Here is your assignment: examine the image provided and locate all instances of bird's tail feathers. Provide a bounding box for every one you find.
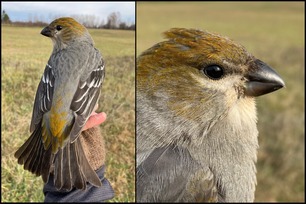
[14,124,53,182]
[53,137,102,190]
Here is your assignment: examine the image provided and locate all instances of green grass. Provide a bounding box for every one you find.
[1,26,135,202]
[137,2,304,202]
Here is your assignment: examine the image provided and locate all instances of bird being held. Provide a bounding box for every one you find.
[137,28,285,202]
[15,17,105,191]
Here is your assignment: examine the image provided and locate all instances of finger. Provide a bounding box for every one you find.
[82,112,107,131]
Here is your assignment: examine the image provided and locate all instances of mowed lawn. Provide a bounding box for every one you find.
[1,26,135,202]
[137,2,304,202]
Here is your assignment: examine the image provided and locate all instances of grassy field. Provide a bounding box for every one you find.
[137,2,304,202]
[1,26,135,202]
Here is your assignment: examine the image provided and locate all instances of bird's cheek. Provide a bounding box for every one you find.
[234,79,248,99]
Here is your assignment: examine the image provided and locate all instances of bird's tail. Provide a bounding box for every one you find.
[14,124,102,191]
[14,123,53,183]
[53,136,102,190]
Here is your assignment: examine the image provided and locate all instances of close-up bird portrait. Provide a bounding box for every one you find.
[136,28,285,202]
[136,2,304,202]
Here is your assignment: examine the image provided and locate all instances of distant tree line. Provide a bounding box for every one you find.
[1,10,11,23]
[1,10,135,30]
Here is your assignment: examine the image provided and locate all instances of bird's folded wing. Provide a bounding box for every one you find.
[69,58,105,142]
[30,63,55,132]
[137,145,219,202]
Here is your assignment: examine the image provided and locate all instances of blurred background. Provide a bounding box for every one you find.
[137,2,304,202]
[1,1,135,202]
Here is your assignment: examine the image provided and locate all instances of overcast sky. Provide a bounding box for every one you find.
[1,1,135,24]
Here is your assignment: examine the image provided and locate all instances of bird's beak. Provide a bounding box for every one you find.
[245,59,285,97]
[41,26,52,37]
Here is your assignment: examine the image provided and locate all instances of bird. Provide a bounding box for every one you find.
[136,28,285,202]
[15,17,105,191]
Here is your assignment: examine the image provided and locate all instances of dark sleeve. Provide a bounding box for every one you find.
[43,165,114,202]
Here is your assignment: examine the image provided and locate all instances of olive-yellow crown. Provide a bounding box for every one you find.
[139,28,251,71]
[41,17,92,47]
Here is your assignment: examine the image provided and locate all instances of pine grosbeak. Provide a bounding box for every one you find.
[15,17,105,191]
[137,28,285,202]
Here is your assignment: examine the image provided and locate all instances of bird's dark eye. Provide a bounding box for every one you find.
[203,65,224,80]
[56,25,62,31]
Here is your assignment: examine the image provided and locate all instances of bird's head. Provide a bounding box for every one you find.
[137,28,285,125]
[41,17,93,51]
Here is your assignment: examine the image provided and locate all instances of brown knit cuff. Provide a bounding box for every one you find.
[79,126,106,171]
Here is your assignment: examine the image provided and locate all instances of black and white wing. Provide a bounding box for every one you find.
[69,58,105,142]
